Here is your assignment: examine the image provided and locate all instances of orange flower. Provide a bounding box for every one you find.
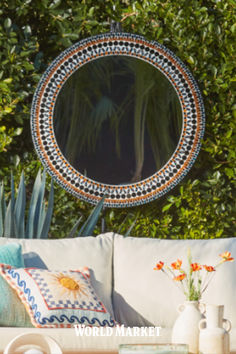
[219,252,234,262]
[191,263,202,272]
[171,259,182,270]
[154,261,164,270]
[203,265,215,272]
[173,273,186,281]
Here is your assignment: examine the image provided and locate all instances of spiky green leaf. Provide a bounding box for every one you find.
[1,182,6,221]
[77,196,105,237]
[4,173,16,237]
[35,170,46,238]
[39,179,54,239]
[10,172,15,211]
[26,169,42,238]
[117,212,135,235]
[14,171,26,238]
[68,214,83,238]
[0,182,5,236]
[124,215,138,237]
[4,199,15,237]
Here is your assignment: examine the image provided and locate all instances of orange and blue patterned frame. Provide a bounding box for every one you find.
[31,32,205,208]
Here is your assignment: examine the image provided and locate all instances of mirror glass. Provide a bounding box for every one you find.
[54,56,182,185]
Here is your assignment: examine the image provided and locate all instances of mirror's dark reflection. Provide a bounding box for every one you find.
[54,56,182,184]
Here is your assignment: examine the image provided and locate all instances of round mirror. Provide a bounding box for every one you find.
[54,56,182,185]
[31,33,205,207]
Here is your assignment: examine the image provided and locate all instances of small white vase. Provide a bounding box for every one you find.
[172,301,204,354]
[199,304,231,354]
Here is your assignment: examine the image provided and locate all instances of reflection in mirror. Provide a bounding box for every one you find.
[54,56,182,185]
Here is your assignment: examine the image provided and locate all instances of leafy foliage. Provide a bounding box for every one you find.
[0,0,235,239]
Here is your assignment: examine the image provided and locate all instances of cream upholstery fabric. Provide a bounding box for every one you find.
[0,233,114,317]
[0,327,235,352]
[113,235,236,329]
[0,326,171,352]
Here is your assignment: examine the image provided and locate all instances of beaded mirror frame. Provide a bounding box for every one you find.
[31,32,205,208]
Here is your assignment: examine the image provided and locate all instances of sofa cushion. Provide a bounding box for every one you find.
[0,264,115,328]
[1,326,236,353]
[0,243,32,327]
[0,233,114,317]
[113,235,236,329]
[0,326,172,352]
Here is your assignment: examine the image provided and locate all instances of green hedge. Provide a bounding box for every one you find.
[0,0,235,239]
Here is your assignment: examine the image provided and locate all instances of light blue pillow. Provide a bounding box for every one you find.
[0,243,24,267]
[0,242,33,327]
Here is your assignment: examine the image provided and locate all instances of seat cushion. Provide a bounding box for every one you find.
[1,326,236,353]
[0,326,172,352]
[0,233,114,318]
[113,235,236,329]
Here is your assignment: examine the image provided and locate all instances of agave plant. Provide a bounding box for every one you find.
[69,195,106,238]
[0,169,107,239]
[0,170,54,238]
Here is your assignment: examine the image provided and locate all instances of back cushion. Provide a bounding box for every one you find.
[0,233,114,317]
[113,235,236,328]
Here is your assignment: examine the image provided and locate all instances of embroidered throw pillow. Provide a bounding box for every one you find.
[0,264,115,328]
[0,243,33,327]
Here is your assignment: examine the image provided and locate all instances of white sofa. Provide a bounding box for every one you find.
[0,233,235,353]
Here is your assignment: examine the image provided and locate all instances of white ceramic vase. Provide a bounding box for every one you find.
[199,304,231,354]
[172,301,204,354]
